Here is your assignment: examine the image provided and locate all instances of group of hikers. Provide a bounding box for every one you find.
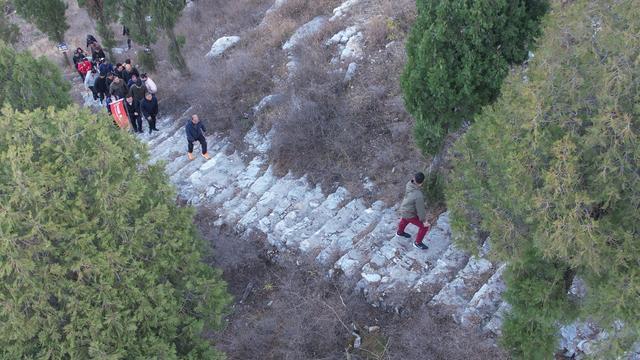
[73,35,211,160]
[72,35,430,249]
[73,34,159,134]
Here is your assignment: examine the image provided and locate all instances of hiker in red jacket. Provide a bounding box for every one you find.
[77,58,93,81]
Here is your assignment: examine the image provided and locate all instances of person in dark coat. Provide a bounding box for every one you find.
[72,48,86,79]
[113,63,124,79]
[127,77,147,116]
[86,34,98,48]
[94,73,109,103]
[185,114,210,160]
[98,59,113,75]
[124,95,142,133]
[109,76,128,100]
[140,93,159,134]
[90,43,106,61]
[123,26,131,50]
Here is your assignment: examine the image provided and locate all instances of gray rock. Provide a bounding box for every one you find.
[327,26,359,46]
[344,62,358,82]
[283,16,328,51]
[341,32,364,60]
[206,36,241,58]
[253,94,285,114]
[330,0,362,21]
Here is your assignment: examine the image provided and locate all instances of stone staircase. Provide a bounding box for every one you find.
[132,109,507,338]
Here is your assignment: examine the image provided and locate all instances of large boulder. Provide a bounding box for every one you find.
[282,16,328,51]
[206,36,241,59]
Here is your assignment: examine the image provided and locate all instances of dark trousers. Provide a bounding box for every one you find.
[397,217,430,244]
[130,115,142,132]
[97,91,106,103]
[88,86,98,100]
[146,114,157,130]
[188,135,207,154]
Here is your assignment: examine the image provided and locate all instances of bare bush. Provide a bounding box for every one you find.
[364,15,391,49]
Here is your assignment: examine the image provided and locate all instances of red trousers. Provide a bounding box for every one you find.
[397,217,430,244]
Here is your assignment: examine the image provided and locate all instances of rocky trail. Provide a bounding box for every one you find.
[122,107,509,338]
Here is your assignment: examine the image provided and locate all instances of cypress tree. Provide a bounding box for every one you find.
[401,0,547,155]
[0,41,72,111]
[0,106,231,358]
[13,0,70,64]
[447,0,640,357]
[151,0,188,74]
[118,0,157,70]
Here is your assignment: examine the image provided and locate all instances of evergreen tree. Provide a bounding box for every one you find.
[0,106,231,358]
[447,0,640,357]
[118,0,157,70]
[0,40,72,111]
[13,0,70,63]
[78,0,118,58]
[401,0,547,155]
[151,0,188,73]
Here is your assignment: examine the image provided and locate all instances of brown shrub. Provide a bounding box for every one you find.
[364,15,392,49]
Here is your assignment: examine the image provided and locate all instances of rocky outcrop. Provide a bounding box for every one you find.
[282,16,328,51]
[206,36,241,59]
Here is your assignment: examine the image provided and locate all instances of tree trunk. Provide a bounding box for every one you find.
[167,27,189,75]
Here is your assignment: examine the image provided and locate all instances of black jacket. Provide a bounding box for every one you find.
[124,99,140,119]
[92,48,106,61]
[185,120,206,142]
[127,82,147,102]
[72,53,85,66]
[140,96,158,118]
[94,76,109,93]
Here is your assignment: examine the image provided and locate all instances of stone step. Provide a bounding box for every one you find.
[183,150,247,205]
[149,126,187,165]
[334,207,399,277]
[216,166,278,226]
[357,213,454,308]
[459,263,507,328]
[280,187,350,249]
[315,201,385,265]
[172,136,228,181]
[146,121,184,149]
[169,136,220,184]
[208,156,267,206]
[299,198,367,253]
[268,183,327,248]
[429,256,496,314]
[483,301,511,336]
[257,176,318,243]
[412,243,469,301]
[236,173,298,231]
[165,136,226,177]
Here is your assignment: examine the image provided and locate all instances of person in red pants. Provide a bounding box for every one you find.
[396,172,431,250]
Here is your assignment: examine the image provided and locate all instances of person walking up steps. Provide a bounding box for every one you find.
[186,114,210,160]
[84,69,99,101]
[124,95,142,133]
[140,93,159,134]
[396,172,430,250]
